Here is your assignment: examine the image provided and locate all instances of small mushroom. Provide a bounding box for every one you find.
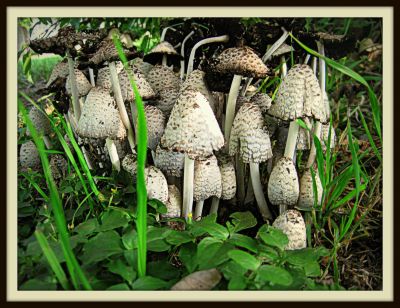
[143,41,183,66]
[272,209,307,250]
[137,105,165,153]
[162,185,182,219]
[26,107,52,149]
[65,69,92,97]
[296,168,323,211]
[151,87,179,118]
[145,166,168,204]
[46,61,69,88]
[121,153,137,181]
[49,154,68,181]
[19,140,41,171]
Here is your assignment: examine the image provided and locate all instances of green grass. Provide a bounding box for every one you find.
[19,54,62,83]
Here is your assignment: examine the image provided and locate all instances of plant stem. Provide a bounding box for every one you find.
[180,31,194,80]
[43,136,52,149]
[182,154,195,220]
[224,74,242,148]
[105,138,120,172]
[249,162,272,220]
[284,121,300,159]
[194,200,204,221]
[210,196,219,215]
[162,54,167,66]
[67,50,81,120]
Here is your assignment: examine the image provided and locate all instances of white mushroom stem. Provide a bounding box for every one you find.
[43,136,52,149]
[182,154,195,220]
[194,200,204,221]
[180,31,195,80]
[280,56,287,79]
[235,152,246,205]
[284,121,300,159]
[249,162,272,220]
[108,61,136,153]
[224,74,242,147]
[162,54,168,66]
[186,35,229,77]
[105,138,120,172]
[160,26,177,42]
[88,68,95,86]
[304,54,311,65]
[67,50,81,120]
[210,196,219,215]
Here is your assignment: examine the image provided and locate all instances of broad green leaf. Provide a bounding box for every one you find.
[147,260,181,280]
[285,248,323,267]
[228,250,261,271]
[122,227,137,250]
[228,233,258,253]
[107,283,130,290]
[193,220,229,240]
[107,259,137,284]
[196,237,223,270]
[165,230,194,246]
[148,198,167,214]
[74,219,98,237]
[97,209,130,232]
[19,278,57,290]
[179,242,198,273]
[198,242,235,271]
[131,276,169,290]
[258,225,289,251]
[257,265,293,286]
[147,239,171,252]
[228,276,247,290]
[304,260,321,277]
[147,226,171,252]
[220,260,248,280]
[229,211,257,233]
[81,230,124,264]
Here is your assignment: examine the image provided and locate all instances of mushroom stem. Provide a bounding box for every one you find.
[182,154,195,220]
[249,162,272,220]
[67,50,81,120]
[194,200,204,221]
[108,61,136,153]
[284,121,300,159]
[186,35,229,77]
[162,54,168,66]
[160,26,177,42]
[88,68,95,87]
[244,176,255,205]
[105,138,121,172]
[304,54,311,65]
[235,152,246,205]
[224,74,242,147]
[180,31,195,80]
[210,196,219,215]
[280,56,287,79]
[43,136,52,149]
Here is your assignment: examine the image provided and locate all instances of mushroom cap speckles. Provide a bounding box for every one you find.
[139,105,165,151]
[237,128,273,164]
[267,157,299,206]
[66,69,92,97]
[77,87,126,140]
[214,46,269,79]
[151,87,179,117]
[50,154,68,180]
[19,141,41,171]
[272,209,306,250]
[132,58,154,76]
[250,92,272,113]
[96,67,113,91]
[46,61,69,88]
[145,41,181,57]
[296,122,311,151]
[161,88,225,160]
[26,107,52,137]
[193,155,222,201]
[146,65,182,94]
[269,64,326,122]
[297,169,323,211]
[154,144,184,177]
[119,67,156,101]
[121,153,137,181]
[88,40,120,65]
[320,123,336,152]
[218,155,236,200]
[145,166,168,204]
[162,185,182,219]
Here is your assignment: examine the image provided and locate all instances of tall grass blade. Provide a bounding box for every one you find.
[20,172,49,202]
[358,109,382,162]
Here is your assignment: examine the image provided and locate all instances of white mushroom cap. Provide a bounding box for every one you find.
[49,154,68,180]
[138,105,165,151]
[250,92,272,113]
[154,144,184,178]
[193,155,222,201]
[296,119,311,151]
[96,67,113,91]
[46,61,69,88]
[162,185,182,219]
[297,169,323,211]
[146,65,182,94]
[320,123,336,153]
[77,87,126,140]
[151,87,179,117]
[26,107,52,137]
[268,64,327,122]
[121,153,137,181]
[218,155,236,200]
[267,157,299,207]
[272,209,307,250]
[119,66,156,101]
[66,69,92,97]
[145,166,168,204]
[161,87,225,160]
[19,140,41,171]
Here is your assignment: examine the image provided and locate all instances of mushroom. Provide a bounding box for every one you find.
[161,87,224,219]
[143,41,183,67]
[213,46,269,148]
[146,65,182,94]
[49,154,68,181]
[19,140,41,172]
[121,153,137,181]
[296,168,323,211]
[154,144,184,190]
[193,155,222,221]
[26,106,52,149]
[132,58,154,76]
[145,165,169,205]
[151,87,179,118]
[320,122,336,153]
[46,60,69,88]
[272,209,307,250]
[65,69,92,98]
[162,185,182,220]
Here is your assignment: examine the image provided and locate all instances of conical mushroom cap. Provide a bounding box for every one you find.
[50,154,68,180]
[214,46,269,78]
[267,157,299,206]
[162,185,182,219]
[161,87,225,160]
[145,166,168,204]
[250,92,272,113]
[66,69,92,97]
[77,87,126,140]
[138,105,165,151]
[218,155,236,200]
[269,64,326,122]
[296,169,323,211]
[272,209,306,250]
[121,153,137,181]
[146,65,182,94]
[296,118,312,151]
[46,61,69,88]
[154,144,184,177]
[132,58,154,76]
[144,41,182,64]
[19,140,41,171]
[193,155,222,201]
[119,66,156,101]
[320,123,336,153]
[96,67,113,91]
[237,128,273,164]
[152,87,179,117]
[88,39,121,65]
[26,107,52,137]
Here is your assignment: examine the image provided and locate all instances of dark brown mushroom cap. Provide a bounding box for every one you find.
[119,66,156,101]
[46,61,69,88]
[272,209,306,250]
[77,87,126,140]
[268,64,327,122]
[250,92,272,113]
[50,154,68,180]
[146,65,182,94]
[193,155,222,201]
[26,107,52,137]
[19,140,41,171]
[151,87,179,118]
[214,46,269,78]
[161,87,224,160]
[154,144,185,178]
[143,41,183,64]
[138,105,165,151]
[66,69,92,97]
[88,39,140,65]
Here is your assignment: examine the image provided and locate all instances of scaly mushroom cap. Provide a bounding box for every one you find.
[297,169,323,210]
[218,155,236,200]
[143,41,182,64]
[161,87,225,160]
[96,67,113,91]
[46,61,69,88]
[145,166,168,204]
[19,141,41,171]
[154,144,184,177]
[296,126,310,151]
[151,87,179,117]
[271,43,294,58]
[49,154,68,180]
[193,155,222,201]
[214,46,269,78]
[119,66,156,101]
[162,185,182,219]
[250,92,272,113]
[132,58,154,76]
[267,157,299,206]
[121,153,137,181]
[138,105,165,151]
[146,65,182,94]
[268,64,327,122]
[26,107,52,137]
[320,123,336,153]
[237,128,273,164]
[88,39,124,65]
[66,69,92,97]
[272,209,307,250]
[77,87,126,140]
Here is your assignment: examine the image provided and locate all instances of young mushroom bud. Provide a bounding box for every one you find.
[272,209,307,250]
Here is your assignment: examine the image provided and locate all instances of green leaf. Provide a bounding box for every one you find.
[19,278,57,290]
[258,225,289,251]
[257,265,293,286]
[228,250,261,271]
[228,276,247,290]
[196,237,223,270]
[107,259,137,284]
[131,276,169,290]
[147,260,181,280]
[107,283,130,290]
[147,239,171,252]
[75,218,99,236]
[304,260,321,277]
[228,233,258,253]
[148,199,167,214]
[285,248,323,266]
[122,227,137,250]
[179,242,198,273]
[220,260,248,280]
[165,230,194,246]
[229,211,258,233]
[81,230,124,264]
[147,226,171,252]
[192,218,229,240]
[97,209,130,232]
